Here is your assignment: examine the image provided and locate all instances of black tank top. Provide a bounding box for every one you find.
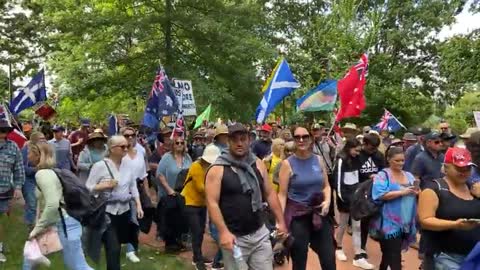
[219,165,265,236]
[425,178,480,255]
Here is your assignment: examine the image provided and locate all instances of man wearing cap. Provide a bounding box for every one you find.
[403,127,431,173]
[439,132,456,153]
[68,119,90,164]
[205,123,286,270]
[0,119,25,262]
[412,131,445,189]
[189,131,206,161]
[251,124,273,159]
[49,125,75,171]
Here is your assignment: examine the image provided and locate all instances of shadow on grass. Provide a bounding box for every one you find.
[0,205,192,270]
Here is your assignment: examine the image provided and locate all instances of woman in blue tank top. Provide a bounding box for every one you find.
[278,127,335,270]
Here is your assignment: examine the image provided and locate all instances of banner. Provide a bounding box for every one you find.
[172,79,197,116]
[474,111,480,128]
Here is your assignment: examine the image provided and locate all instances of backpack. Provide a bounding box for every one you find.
[52,169,107,234]
[350,170,389,221]
[173,168,192,192]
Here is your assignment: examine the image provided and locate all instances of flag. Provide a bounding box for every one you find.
[35,103,56,120]
[142,67,180,129]
[0,104,27,148]
[374,109,406,132]
[335,54,368,122]
[171,113,185,139]
[108,114,118,136]
[296,79,337,112]
[194,104,211,129]
[9,69,47,115]
[255,58,300,123]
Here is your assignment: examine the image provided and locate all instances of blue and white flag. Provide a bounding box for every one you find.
[374,109,406,132]
[142,67,180,129]
[255,58,300,123]
[9,69,46,115]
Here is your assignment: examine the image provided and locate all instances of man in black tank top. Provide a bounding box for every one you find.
[205,123,287,270]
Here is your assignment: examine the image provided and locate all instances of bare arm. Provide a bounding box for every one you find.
[278,160,291,211]
[205,166,229,234]
[418,189,458,231]
[157,173,175,195]
[256,159,286,231]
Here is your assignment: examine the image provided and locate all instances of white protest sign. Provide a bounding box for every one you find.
[474,111,480,128]
[172,79,197,116]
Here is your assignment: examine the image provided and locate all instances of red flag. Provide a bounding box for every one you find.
[7,129,27,149]
[35,104,56,120]
[335,54,368,122]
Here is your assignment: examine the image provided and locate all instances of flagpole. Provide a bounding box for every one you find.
[8,62,12,102]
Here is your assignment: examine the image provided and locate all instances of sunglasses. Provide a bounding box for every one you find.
[114,144,128,150]
[175,141,185,145]
[123,134,136,138]
[293,135,310,141]
[433,140,442,145]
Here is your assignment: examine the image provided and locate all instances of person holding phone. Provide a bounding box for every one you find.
[370,146,418,270]
[418,147,480,270]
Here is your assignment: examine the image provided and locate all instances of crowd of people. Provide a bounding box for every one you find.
[1,116,480,270]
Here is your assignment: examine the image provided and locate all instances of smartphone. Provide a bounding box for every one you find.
[467,219,480,223]
[413,180,421,190]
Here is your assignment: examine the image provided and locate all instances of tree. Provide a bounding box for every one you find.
[444,86,480,134]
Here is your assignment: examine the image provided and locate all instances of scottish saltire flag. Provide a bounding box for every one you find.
[9,69,46,115]
[296,80,337,112]
[374,109,406,132]
[107,114,118,136]
[255,58,300,123]
[142,67,179,129]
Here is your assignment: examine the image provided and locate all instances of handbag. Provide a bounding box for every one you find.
[36,227,63,255]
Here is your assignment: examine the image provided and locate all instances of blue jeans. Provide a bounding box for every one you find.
[23,215,93,270]
[434,252,465,270]
[22,178,37,225]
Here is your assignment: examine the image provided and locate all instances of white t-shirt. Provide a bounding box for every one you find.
[122,150,148,181]
[134,143,146,159]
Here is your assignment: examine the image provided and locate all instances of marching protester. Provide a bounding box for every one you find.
[418,147,480,269]
[189,131,206,161]
[412,131,445,190]
[156,135,192,252]
[272,141,296,188]
[0,119,25,263]
[251,124,273,159]
[334,137,375,269]
[264,138,285,191]
[205,123,287,270]
[402,132,417,151]
[85,135,143,270]
[279,128,293,142]
[358,133,385,260]
[21,131,47,228]
[370,146,418,270]
[212,124,229,151]
[278,126,336,270]
[403,127,430,172]
[22,142,93,270]
[182,144,221,270]
[49,125,75,171]
[77,131,108,183]
[466,131,480,185]
[68,119,90,164]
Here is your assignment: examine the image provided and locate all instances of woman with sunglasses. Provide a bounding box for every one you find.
[278,127,335,270]
[85,135,142,270]
[334,137,375,269]
[156,136,192,252]
[418,147,480,269]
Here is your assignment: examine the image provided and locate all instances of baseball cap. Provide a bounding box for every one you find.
[440,133,456,141]
[52,125,65,132]
[261,124,272,133]
[228,123,247,136]
[410,126,431,136]
[424,131,441,141]
[80,119,90,127]
[444,147,474,167]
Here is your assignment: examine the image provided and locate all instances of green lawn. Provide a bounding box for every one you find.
[0,205,192,270]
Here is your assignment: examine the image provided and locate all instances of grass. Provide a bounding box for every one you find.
[0,204,192,270]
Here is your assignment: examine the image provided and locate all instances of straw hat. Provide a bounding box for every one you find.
[402,132,417,141]
[201,144,221,164]
[215,124,229,138]
[87,132,107,142]
[460,128,480,139]
[341,123,359,133]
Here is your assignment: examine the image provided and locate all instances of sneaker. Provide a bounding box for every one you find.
[126,251,140,263]
[0,253,5,263]
[211,262,224,270]
[194,262,207,270]
[353,258,374,270]
[335,249,347,262]
[191,258,213,267]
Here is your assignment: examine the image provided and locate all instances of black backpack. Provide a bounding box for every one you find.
[173,168,192,192]
[52,169,107,233]
[350,170,389,221]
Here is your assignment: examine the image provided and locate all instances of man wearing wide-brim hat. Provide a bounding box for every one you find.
[0,119,25,262]
[402,132,417,150]
[341,123,360,138]
[213,124,229,151]
[460,127,480,144]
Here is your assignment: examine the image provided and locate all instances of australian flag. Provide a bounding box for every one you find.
[374,109,406,133]
[9,69,46,115]
[142,67,179,129]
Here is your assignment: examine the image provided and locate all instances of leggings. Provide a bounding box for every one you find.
[379,236,402,270]
[336,212,362,255]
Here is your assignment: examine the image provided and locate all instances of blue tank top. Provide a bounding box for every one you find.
[287,154,324,204]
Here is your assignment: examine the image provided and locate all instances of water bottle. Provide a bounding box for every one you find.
[233,244,248,270]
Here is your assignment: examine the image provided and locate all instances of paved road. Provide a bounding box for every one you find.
[140,225,421,269]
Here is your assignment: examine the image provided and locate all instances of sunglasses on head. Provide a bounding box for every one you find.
[175,141,185,145]
[293,135,310,141]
